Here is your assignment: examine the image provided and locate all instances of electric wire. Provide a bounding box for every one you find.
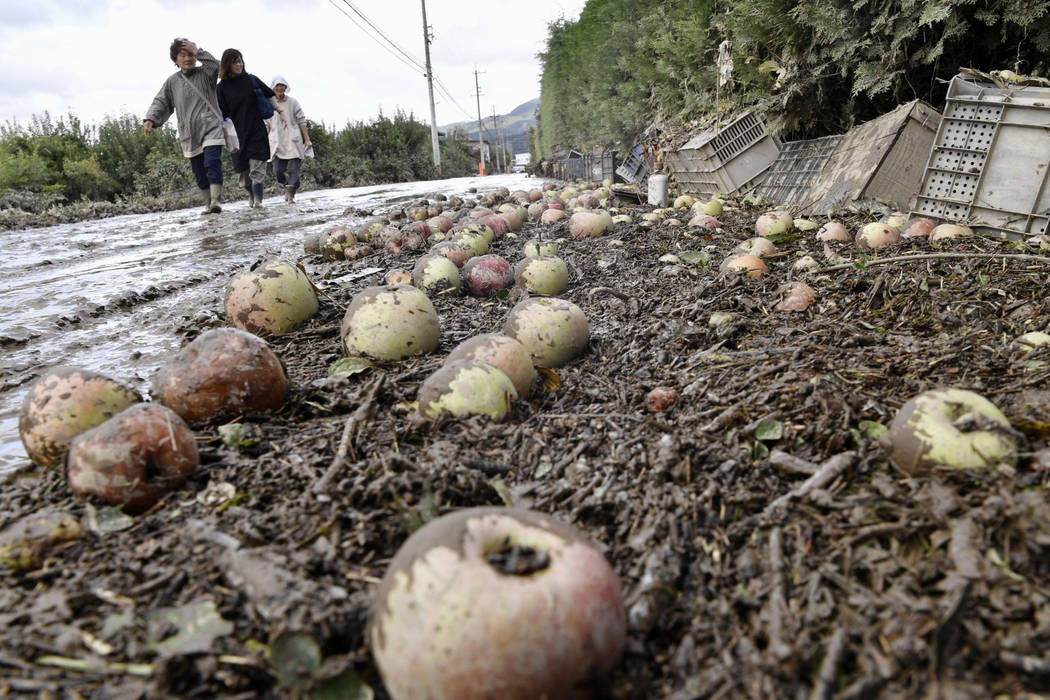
[326,0,497,130]
[326,0,425,77]
[340,0,428,71]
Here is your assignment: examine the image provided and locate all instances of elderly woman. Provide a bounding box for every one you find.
[143,38,225,214]
[216,49,283,208]
[267,75,312,203]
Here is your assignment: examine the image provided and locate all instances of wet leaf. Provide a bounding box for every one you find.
[82,503,133,534]
[218,423,255,448]
[755,419,783,441]
[329,357,374,378]
[197,481,237,508]
[488,478,515,507]
[679,250,708,265]
[314,670,374,700]
[271,631,322,690]
[147,599,233,657]
[858,420,888,439]
[536,367,561,393]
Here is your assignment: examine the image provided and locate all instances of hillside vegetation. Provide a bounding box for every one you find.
[0,110,482,227]
[536,0,1050,155]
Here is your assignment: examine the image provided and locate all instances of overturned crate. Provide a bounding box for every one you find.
[753,135,843,206]
[555,152,617,183]
[616,137,652,187]
[803,100,941,215]
[911,75,1050,239]
[664,112,780,198]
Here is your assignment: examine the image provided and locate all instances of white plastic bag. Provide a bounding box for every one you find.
[222,118,240,154]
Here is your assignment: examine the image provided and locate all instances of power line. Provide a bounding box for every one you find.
[326,0,425,77]
[341,0,428,72]
[325,1,484,125]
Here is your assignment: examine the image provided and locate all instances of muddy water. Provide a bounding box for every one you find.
[0,173,538,474]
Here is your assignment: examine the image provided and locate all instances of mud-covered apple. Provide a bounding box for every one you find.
[429,241,471,267]
[151,328,287,426]
[523,239,559,257]
[541,208,567,224]
[720,254,768,279]
[504,297,589,368]
[66,403,199,514]
[19,367,142,469]
[816,222,850,242]
[341,285,440,361]
[514,255,568,296]
[569,210,613,238]
[462,254,514,298]
[881,388,1017,474]
[855,222,901,250]
[224,260,319,336]
[412,254,461,295]
[370,507,626,700]
[755,210,793,237]
[930,223,973,243]
[416,359,518,421]
[446,333,536,398]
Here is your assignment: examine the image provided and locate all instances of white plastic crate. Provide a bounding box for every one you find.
[912,75,1050,238]
[664,112,780,198]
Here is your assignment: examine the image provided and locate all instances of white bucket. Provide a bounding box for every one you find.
[647,173,668,207]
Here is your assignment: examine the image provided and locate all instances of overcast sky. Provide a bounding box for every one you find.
[0,0,587,129]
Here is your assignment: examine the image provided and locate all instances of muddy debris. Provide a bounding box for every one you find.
[4,188,1050,698]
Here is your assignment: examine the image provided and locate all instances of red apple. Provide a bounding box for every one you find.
[462,254,514,298]
[66,403,198,514]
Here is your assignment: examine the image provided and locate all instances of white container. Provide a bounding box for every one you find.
[647,173,668,207]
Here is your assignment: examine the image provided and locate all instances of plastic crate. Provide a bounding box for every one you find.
[803,100,940,215]
[664,112,780,198]
[754,135,842,206]
[911,75,1050,239]
[616,143,650,185]
[555,152,617,183]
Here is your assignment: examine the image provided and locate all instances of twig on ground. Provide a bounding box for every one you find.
[763,451,856,517]
[809,627,848,700]
[313,375,385,494]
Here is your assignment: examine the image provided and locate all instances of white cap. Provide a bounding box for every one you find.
[270,74,289,91]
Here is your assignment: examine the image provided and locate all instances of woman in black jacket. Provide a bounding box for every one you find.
[216,49,283,208]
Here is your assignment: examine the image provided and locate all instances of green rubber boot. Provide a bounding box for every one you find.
[208,184,223,214]
[199,188,213,215]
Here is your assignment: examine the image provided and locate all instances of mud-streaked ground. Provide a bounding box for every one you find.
[0,174,540,473]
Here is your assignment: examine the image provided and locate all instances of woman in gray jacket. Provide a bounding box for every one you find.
[143,38,225,214]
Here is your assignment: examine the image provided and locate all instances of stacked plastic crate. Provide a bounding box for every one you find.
[911,75,1050,239]
[753,135,843,206]
[663,113,780,199]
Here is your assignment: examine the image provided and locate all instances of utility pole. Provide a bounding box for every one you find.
[492,108,502,173]
[421,0,441,175]
[474,68,486,175]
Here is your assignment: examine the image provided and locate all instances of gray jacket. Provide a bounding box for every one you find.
[144,49,225,158]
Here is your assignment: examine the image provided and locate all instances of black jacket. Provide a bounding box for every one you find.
[217,73,275,170]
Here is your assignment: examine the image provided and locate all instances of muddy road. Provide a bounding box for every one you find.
[0,174,539,472]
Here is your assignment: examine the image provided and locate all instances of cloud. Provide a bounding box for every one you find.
[0,0,586,127]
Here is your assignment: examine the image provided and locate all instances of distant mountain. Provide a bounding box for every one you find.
[440,98,538,155]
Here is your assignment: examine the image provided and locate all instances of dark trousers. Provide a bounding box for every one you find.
[274,157,302,188]
[189,146,224,189]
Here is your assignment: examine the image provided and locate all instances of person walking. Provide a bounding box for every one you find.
[266,75,312,203]
[216,49,283,208]
[143,38,225,215]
